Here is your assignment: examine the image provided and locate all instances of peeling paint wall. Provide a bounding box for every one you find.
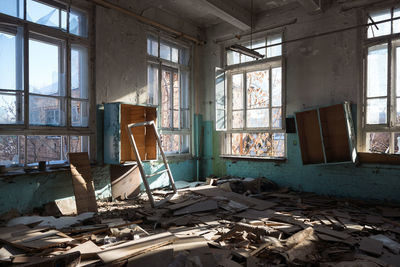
[200,3,400,203]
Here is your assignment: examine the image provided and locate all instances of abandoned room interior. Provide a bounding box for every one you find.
[1,0,400,265]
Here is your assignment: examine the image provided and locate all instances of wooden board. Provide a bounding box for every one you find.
[295,110,325,164]
[97,232,176,264]
[110,164,141,200]
[358,152,400,165]
[68,153,98,214]
[319,104,350,163]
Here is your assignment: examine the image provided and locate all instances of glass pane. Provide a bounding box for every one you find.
[251,39,266,57]
[181,134,190,154]
[70,8,88,37]
[232,110,243,129]
[273,133,285,157]
[394,9,400,34]
[272,107,282,128]
[366,132,390,153]
[272,67,282,107]
[179,46,189,66]
[71,100,89,127]
[247,108,269,128]
[366,98,387,124]
[232,74,243,109]
[161,70,171,128]
[247,70,269,108]
[232,132,284,157]
[147,38,158,57]
[216,109,226,130]
[160,43,171,61]
[397,98,400,125]
[395,132,400,154]
[26,135,66,164]
[61,10,67,30]
[0,31,16,90]
[397,47,400,96]
[0,0,23,18]
[367,9,391,38]
[161,134,180,154]
[227,51,240,65]
[27,0,61,28]
[0,135,24,166]
[173,72,179,128]
[70,136,89,153]
[172,47,179,63]
[0,92,24,124]
[30,96,65,126]
[147,64,159,105]
[71,45,88,99]
[181,109,190,129]
[215,69,226,130]
[267,34,282,58]
[367,44,387,97]
[29,38,64,96]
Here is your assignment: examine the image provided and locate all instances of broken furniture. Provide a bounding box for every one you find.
[295,102,357,165]
[68,152,98,214]
[103,103,157,165]
[126,120,177,207]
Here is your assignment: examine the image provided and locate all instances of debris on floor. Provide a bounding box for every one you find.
[0,177,399,266]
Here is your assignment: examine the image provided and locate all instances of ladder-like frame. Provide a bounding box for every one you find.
[126,120,177,207]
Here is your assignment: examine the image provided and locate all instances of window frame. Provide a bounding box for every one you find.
[0,0,93,167]
[359,6,400,153]
[146,33,192,156]
[218,33,286,159]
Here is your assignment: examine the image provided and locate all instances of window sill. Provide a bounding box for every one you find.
[0,165,71,179]
[357,152,400,165]
[220,155,287,162]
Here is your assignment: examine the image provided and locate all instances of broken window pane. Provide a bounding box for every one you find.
[232,110,243,129]
[70,136,89,153]
[247,70,269,108]
[367,44,387,98]
[367,9,391,38]
[27,0,63,28]
[29,38,65,96]
[0,0,23,18]
[26,135,67,164]
[232,74,243,109]
[247,108,269,128]
[267,34,282,58]
[30,96,65,126]
[271,67,282,107]
[173,72,180,128]
[366,98,387,124]
[71,100,89,127]
[231,132,285,157]
[161,70,171,128]
[71,45,88,99]
[147,64,159,105]
[0,135,24,166]
[0,92,24,124]
[69,8,88,37]
[366,132,390,153]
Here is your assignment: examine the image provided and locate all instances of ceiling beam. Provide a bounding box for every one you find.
[297,0,322,13]
[198,0,252,31]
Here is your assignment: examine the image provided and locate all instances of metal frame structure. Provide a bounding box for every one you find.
[126,120,177,207]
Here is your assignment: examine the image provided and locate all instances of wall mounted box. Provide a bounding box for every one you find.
[104,103,157,165]
[295,102,357,165]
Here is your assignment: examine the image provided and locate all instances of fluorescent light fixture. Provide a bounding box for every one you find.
[227,44,264,59]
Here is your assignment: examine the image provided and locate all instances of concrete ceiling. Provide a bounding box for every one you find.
[139,0,299,29]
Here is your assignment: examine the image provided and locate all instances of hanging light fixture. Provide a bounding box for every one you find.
[226,0,264,59]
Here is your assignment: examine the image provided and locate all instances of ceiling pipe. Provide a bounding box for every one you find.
[90,0,205,45]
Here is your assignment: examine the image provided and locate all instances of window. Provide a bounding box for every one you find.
[217,34,285,158]
[0,0,91,167]
[361,7,400,153]
[147,35,191,155]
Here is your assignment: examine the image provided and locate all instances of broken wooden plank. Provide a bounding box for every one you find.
[68,152,98,214]
[65,240,101,259]
[359,237,383,256]
[16,251,81,267]
[127,246,173,267]
[314,226,350,240]
[167,197,206,211]
[173,200,218,216]
[97,232,176,264]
